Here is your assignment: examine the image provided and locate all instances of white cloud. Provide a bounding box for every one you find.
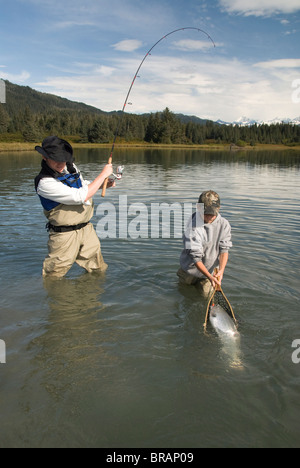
[34,54,299,122]
[255,59,300,69]
[53,20,96,29]
[95,66,116,77]
[111,40,143,52]
[172,40,220,52]
[0,70,30,83]
[27,0,173,36]
[284,29,298,35]
[219,0,300,16]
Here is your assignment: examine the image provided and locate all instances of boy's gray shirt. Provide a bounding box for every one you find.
[180,213,232,278]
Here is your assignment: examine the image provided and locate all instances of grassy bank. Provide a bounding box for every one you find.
[0,141,300,153]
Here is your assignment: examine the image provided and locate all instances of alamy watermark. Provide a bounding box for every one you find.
[292,79,300,104]
[0,339,6,364]
[0,79,6,104]
[291,340,300,364]
[96,195,204,241]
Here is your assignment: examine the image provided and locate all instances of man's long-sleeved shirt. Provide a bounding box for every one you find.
[36,164,91,207]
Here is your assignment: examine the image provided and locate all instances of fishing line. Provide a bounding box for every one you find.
[102,27,215,196]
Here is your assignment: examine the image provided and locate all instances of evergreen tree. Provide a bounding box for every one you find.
[88,118,112,143]
[145,113,163,143]
[1,81,300,146]
[22,123,41,142]
[0,104,10,133]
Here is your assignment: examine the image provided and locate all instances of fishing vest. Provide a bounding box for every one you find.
[34,161,94,227]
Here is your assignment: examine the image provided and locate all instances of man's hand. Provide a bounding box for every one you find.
[102,163,113,179]
[85,163,113,202]
[106,178,116,189]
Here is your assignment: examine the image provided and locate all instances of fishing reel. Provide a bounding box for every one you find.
[111,165,125,180]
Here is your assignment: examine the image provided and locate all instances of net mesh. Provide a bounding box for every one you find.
[211,290,232,317]
[204,287,237,330]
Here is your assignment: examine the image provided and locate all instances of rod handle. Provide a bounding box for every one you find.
[101,156,112,198]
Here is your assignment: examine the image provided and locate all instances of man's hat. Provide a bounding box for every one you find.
[198,190,221,215]
[35,136,73,163]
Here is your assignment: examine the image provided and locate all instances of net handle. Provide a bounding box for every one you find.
[203,268,238,331]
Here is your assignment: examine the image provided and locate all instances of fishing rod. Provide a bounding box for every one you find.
[102,27,216,197]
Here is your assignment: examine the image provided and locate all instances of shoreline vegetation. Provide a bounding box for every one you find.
[0,141,300,153]
[1,82,299,154]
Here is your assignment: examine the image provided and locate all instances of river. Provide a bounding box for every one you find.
[0,148,299,448]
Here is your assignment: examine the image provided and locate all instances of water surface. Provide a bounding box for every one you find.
[0,148,299,448]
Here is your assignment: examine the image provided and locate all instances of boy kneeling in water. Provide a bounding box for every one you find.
[177,191,232,297]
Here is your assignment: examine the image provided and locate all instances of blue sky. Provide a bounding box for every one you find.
[0,0,300,121]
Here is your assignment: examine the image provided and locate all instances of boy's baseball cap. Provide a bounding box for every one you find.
[198,190,221,215]
[35,136,74,163]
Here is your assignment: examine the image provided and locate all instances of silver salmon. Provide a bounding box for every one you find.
[209,304,243,369]
[209,304,238,337]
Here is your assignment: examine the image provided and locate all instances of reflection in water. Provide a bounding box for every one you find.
[14,272,125,447]
[75,147,300,170]
[217,332,244,370]
[37,273,109,389]
[0,148,299,447]
[177,282,244,370]
[0,148,299,171]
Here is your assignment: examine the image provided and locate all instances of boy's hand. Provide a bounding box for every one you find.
[214,270,224,284]
[210,275,221,288]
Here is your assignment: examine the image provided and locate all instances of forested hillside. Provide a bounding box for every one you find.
[0,80,299,146]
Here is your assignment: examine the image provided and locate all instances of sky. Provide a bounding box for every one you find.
[0,0,300,122]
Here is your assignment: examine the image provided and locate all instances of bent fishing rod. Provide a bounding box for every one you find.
[102,27,216,197]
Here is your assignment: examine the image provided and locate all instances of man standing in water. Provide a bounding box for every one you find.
[177,191,232,297]
[34,136,113,277]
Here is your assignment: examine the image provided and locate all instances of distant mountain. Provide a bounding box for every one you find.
[262,116,300,126]
[1,81,299,146]
[217,116,300,127]
[141,112,210,125]
[3,81,299,127]
[2,81,212,125]
[4,80,105,116]
[175,113,210,125]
